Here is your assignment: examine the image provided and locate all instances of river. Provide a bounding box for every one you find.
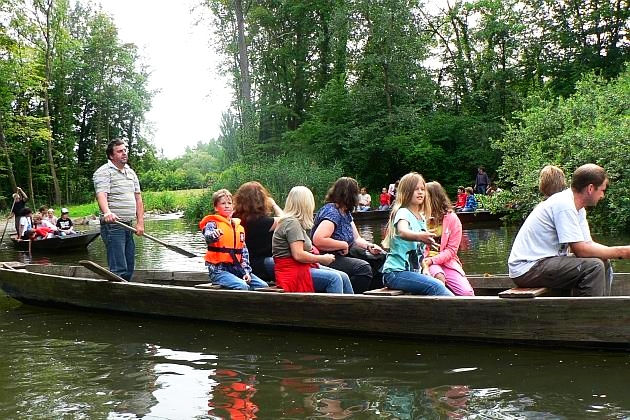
[1,216,630,419]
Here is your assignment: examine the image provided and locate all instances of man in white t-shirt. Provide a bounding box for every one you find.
[508,163,630,296]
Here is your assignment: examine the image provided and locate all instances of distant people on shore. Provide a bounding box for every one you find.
[56,208,76,235]
[233,181,283,282]
[45,208,58,225]
[387,181,398,205]
[378,187,390,210]
[485,182,502,196]
[461,187,478,212]
[454,186,466,210]
[474,166,489,194]
[31,213,59,239]
[9,187,28,234]
[357,187,371,212]
[18,207,34,240]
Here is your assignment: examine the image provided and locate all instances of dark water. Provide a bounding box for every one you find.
[2,217,630,419]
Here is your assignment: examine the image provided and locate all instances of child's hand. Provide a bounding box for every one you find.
[208,228,223,240]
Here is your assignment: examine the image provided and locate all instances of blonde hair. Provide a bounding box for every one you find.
[426,181,452,223]
[212,189,232,207]
[382,172,429,248]
[279,186,315,230]
[539,165,566,198]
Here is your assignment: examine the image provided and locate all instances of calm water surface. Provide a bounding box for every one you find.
[2,216,630,419]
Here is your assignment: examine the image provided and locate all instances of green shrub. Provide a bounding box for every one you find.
[185,154,343,222]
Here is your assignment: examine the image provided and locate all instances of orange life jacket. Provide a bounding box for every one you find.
[199,214,245,265]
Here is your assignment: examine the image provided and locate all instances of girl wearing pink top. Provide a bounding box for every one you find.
[423,181,474,296]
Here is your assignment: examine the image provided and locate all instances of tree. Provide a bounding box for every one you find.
[493,69,630,231]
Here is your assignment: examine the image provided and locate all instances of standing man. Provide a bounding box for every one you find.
[508,163,630,296]
[474,166,489,194]
[8,187,28,234]
[93,139,144,280]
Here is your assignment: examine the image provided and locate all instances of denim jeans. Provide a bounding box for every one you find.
[209,268,268,290]
[383,270,454,296]
[311,265,354,294]
[100,222,136,281]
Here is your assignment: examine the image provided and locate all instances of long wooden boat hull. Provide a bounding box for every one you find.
[2,264,630,349]
[352,209,502,224]
[9,231,100,252]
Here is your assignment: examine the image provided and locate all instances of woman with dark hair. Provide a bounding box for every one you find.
[233,181,283,282]
[312,177,385,293]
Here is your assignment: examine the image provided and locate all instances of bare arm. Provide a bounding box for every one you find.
[289,241,335,265]
[351,222,385,254]
[268,197,283,230]
[312,220,349,254]
[135,192,144,235]
[396,219,436,245]
[570,241,630,260]
[17,187,28,200]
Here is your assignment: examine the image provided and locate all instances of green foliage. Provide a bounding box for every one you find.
[493,68,630,231]
[185,154,343,222]
[142,192,178,213]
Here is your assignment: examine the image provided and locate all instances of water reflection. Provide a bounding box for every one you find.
[2,302,630,418]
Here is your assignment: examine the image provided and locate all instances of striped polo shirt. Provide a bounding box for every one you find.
[93,160,141,222]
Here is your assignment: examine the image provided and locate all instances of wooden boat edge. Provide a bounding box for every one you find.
[3,264,630,349]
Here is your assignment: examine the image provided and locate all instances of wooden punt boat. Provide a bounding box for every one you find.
[352,209,502,224]
[2,262,630,349]
[9,231,100,252]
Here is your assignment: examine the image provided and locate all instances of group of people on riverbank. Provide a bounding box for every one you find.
[7,190,77,240]
[198,174,473,297]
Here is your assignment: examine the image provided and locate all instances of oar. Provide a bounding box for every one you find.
[0,217,9,243]
[113,220,198,258]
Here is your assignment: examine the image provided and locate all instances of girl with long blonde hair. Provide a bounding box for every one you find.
[272,186,353,293]
[381,173,453,296]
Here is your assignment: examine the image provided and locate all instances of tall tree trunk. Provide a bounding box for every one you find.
[234,0,251,108]
[40,0,61,205]
[0,116,17,192]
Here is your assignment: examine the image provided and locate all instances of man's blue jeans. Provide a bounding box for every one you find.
[100,222,136,281]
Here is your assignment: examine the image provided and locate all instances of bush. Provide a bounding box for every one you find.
[185,154,343,222]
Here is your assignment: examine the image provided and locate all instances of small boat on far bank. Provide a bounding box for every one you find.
[9,231,100,252]
[352,209,502,224]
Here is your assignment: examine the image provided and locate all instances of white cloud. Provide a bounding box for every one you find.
[98,0,232,158]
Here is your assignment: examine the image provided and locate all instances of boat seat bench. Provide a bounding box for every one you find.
[193,283,285,292]
[363,287,405,296]
[498,287,549,298]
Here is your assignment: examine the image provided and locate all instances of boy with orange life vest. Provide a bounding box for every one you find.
[199,189,268,290]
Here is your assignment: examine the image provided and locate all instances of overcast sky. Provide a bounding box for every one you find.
[99,0,232,158]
